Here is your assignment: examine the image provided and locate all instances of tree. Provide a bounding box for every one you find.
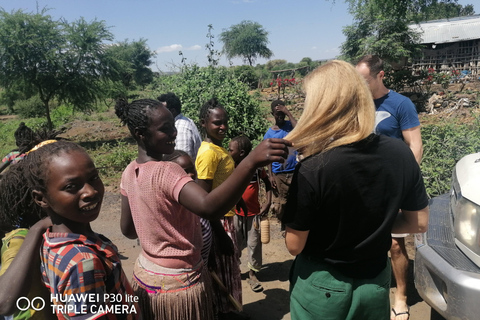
[105,39,155,96]
[151,26,269,144]
[341,0,475,64]
[0,8,116,129]
[220,20,273,66]
[266,59,287,70]
[410,2,475,21]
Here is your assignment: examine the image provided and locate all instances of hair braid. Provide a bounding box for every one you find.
[115,98,163,138]
[231,135,252,156]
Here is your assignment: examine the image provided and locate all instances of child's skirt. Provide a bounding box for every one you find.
[213,216,243,313]
[132,253,215,320]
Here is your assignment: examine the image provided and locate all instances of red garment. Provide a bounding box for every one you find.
[235,168,267,217]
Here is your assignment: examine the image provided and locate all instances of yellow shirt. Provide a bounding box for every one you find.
[1,229,46,320]
[195,141,236,216]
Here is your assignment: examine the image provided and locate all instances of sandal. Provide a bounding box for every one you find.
[391,307,410,320]
[247,278,264,292]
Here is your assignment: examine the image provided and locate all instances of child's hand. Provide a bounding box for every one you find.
[248,138,292,167]
[275,104,288,114]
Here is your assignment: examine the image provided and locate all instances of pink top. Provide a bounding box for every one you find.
[120,160,202,269]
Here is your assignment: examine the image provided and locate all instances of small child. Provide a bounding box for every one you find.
[0,133,69,320]
[263,100,297,231]
[0,151,53,319]
[229,135,272,293]
[162,150,213,265]
[1,140,138,319]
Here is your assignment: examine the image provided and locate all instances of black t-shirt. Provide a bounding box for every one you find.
[283,134,428,278]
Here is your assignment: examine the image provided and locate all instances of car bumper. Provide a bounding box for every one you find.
[415,194,480,320]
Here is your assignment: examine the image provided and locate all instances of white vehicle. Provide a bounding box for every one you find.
[415,153,480,320]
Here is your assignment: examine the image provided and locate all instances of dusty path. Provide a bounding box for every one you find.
[93,192,433,320]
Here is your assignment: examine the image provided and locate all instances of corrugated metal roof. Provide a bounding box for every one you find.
[409,15,480,44]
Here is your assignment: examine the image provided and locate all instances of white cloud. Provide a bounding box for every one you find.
[156,44,183,53]
[156,44,201,53]
[311,46,318,50]
[186,45,202,51]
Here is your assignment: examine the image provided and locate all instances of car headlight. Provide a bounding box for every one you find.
[454,197,480,247]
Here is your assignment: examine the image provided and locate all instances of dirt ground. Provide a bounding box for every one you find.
[92,192,433,320]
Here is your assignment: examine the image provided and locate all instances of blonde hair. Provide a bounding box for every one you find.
[287,60,375,158]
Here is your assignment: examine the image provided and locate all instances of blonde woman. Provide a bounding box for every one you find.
[282,60,429,320]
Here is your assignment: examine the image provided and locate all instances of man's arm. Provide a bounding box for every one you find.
[402,126,423,165]
[391,206,429,234]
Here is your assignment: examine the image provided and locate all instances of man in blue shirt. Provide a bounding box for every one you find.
[356,55,423,320]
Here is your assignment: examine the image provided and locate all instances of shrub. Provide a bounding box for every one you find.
[92,140,137,180]
[15,95,44,118]
[233,65,258,89]
[421,116,480,198]
[151,64,269,146]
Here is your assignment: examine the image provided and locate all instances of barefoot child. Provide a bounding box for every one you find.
[228,135,272,293]
[4,140,138,319]
[264,100,297,232]
[115,99,290,320]
[195,98,245,318]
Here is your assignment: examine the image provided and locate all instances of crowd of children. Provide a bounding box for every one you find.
[0,98,291,320]
[0,71,423,320]
[0,95,295,319]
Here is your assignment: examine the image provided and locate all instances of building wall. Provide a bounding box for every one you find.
[411,39,480,76]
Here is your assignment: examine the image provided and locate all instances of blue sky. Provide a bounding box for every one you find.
[0,0,475,71]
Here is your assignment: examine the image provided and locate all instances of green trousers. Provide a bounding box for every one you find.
[289,254,391,320]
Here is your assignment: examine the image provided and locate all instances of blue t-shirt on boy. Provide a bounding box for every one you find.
[264,120,297,173]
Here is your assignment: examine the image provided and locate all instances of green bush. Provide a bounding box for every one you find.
[233,65,258,90]
[15,95,44,118]
[92,140,137,179]
[151,64,269,146]
[51,104,74,125]
[421,116,480,198]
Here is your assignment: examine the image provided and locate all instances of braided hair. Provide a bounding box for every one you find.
[0,140,84,233]
[14,122,36,148]
[231,135,252,156]
[115,98,164,139]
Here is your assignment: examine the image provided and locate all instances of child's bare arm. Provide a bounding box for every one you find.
[196,179,213,193]
[266,163,277,190]
[0,217,52,315]
[120,195,137,239]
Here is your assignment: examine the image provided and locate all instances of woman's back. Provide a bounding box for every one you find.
[284,134,427,278]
